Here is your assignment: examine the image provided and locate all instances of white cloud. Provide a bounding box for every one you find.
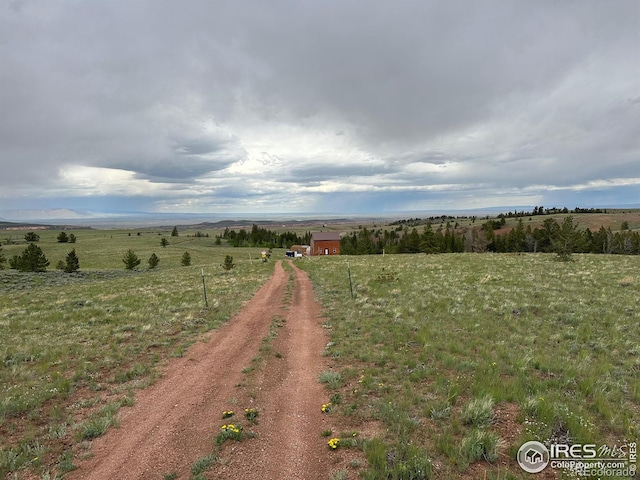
[58,166,172,197]
[0,0,637,214]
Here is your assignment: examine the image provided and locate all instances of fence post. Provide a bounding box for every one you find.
[201,268,208,308]
[347,262,354,299]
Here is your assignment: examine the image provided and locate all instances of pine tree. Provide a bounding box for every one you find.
[57,231,69,243]
[181,251,191,266]
[69,233,77,244]
[64,249,80,273]
[0,245,6,269]
[24,232,40,242]
[148,253,160,269]
[171,226,179,237]
[553,216,580,262]
[122,249,141,270]
[160,237,169,248]
[16,243,50,272]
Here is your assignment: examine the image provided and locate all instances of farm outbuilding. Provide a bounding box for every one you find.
[289,244,310,257]
[310,232,341,256]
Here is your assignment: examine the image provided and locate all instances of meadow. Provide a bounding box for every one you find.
[299,253,639,479]
[0,227,276,478]
[1,225,639,479]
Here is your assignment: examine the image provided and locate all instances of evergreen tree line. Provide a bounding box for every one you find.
[340,217,640,256]
[495,206,607,218]
[387,206,608,228]
[222,224,311,248]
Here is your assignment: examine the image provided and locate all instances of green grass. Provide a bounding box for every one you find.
[458,429,501,468]
[461,396,494,428]
[319,371,343,389]
[0,228,277,478]
[191,453,217,476]
[3,227,639,478]
[299,253,640,478]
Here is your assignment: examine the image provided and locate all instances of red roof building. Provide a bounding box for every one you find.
[310,232,341,256]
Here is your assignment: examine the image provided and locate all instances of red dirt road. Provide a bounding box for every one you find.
[68,261,343,480]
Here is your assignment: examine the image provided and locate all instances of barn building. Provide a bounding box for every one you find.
[310,232,341,256]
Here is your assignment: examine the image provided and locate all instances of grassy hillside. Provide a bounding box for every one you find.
[299,253,639,478]
[0,229,277,478]
[1,225,639,478]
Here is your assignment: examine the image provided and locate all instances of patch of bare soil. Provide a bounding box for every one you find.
[68,261,363,480]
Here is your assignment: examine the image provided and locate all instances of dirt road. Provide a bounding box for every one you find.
[68,261,344,480]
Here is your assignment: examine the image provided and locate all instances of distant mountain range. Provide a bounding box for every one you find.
[1,205,638,229]
[0,209,359,229]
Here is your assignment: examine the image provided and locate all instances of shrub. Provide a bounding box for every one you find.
[221,255,235,271]
[148,253,160,269]
[24,232,40,242]
[57,232,69,243]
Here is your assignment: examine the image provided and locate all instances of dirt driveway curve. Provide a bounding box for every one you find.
[68,261,342,480]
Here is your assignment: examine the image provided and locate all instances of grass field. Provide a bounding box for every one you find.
[1,225,639,479]
[299,253,639,479]
[0,228,276,478]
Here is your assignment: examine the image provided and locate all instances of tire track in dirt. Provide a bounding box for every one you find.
[67,260,349,480]
[68,262,290,480]
[212,261,336,479]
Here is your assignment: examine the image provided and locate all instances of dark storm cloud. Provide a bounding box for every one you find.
[280,162,394,184]
[0,0,637,212]
[106,132,246,182]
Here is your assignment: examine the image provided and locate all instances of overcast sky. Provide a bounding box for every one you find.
[1,0,638,215]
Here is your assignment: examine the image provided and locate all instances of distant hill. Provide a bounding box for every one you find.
[167,219,354,230]
[0,221,92,231]
[0,221,49,230]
